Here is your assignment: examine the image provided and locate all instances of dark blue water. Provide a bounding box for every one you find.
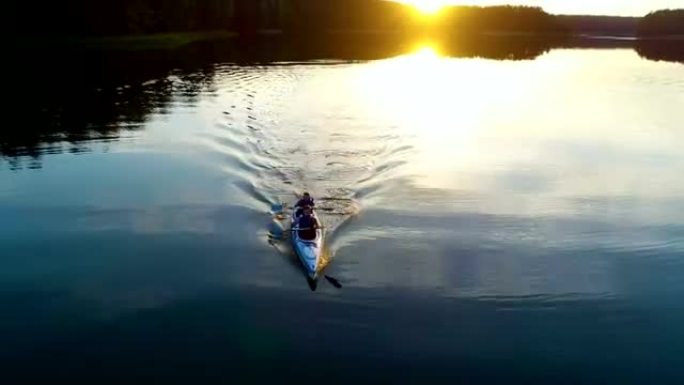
[2,38,684,384]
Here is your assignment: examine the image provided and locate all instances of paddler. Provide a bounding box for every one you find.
[296,205,320,240]
[295,192,315,217]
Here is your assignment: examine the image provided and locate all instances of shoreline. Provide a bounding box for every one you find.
[11,30,684,51]
[12,31,240,50]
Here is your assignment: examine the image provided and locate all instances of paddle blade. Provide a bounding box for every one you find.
[271,203,285,214]
[324,275,342,289]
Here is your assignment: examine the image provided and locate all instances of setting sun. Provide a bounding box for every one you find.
[402,0,450,14]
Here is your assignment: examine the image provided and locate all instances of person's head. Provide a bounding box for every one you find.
[303,192,311,199]
[303,205,313,215]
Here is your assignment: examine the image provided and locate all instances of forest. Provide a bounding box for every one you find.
[8,1,683,44]
[637,9,684,37]
[9,0,569,36]
[556,15,640,37]
[429,5,566,34]
[10,1,246,35]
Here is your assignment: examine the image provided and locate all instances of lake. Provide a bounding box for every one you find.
[2,36,683,384]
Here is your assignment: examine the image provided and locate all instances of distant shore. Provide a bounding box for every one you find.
[11,30,684,52]
[13,31,239,50]
[8,2,682,51]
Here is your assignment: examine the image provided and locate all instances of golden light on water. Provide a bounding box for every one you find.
[352,41,544,189]
[355,41,498,135]
[306,39,684,201]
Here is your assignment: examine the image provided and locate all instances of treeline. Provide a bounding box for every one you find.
[8,1,684,38]
[261,2,566,35]
[287,3,567,34]
[285,0,412,31]
[433,6,566,34]
[10,0,567,37]
[9,0,261,35]
[556,15,640,37]
[638,9,684,37]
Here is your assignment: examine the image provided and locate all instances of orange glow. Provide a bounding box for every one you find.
[402,0,450,14]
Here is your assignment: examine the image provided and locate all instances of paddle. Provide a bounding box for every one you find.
[289,226,326,231]
[324,275,342,289]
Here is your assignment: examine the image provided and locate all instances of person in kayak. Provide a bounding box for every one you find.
[295,192,315,217]
[296,205,320,241]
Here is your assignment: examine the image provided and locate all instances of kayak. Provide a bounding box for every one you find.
[291,208,324,280]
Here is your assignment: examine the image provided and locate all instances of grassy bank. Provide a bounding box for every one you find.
[14,31,239,51]
[81,31,240,50]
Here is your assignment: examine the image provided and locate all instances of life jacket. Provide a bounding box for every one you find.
[298,214,315,229]
[297,197,315,207]
[297,214,316,240]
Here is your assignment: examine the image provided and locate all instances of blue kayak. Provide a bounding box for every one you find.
[291,209,323,280]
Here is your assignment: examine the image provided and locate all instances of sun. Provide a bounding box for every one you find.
[402,0,450,15]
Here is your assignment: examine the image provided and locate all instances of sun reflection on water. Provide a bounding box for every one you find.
[352,42,539,190]
[345,43,684,216]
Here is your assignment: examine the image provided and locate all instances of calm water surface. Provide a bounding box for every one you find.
[1,39,684,383]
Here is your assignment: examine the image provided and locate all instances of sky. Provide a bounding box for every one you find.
[397,0,684,16]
